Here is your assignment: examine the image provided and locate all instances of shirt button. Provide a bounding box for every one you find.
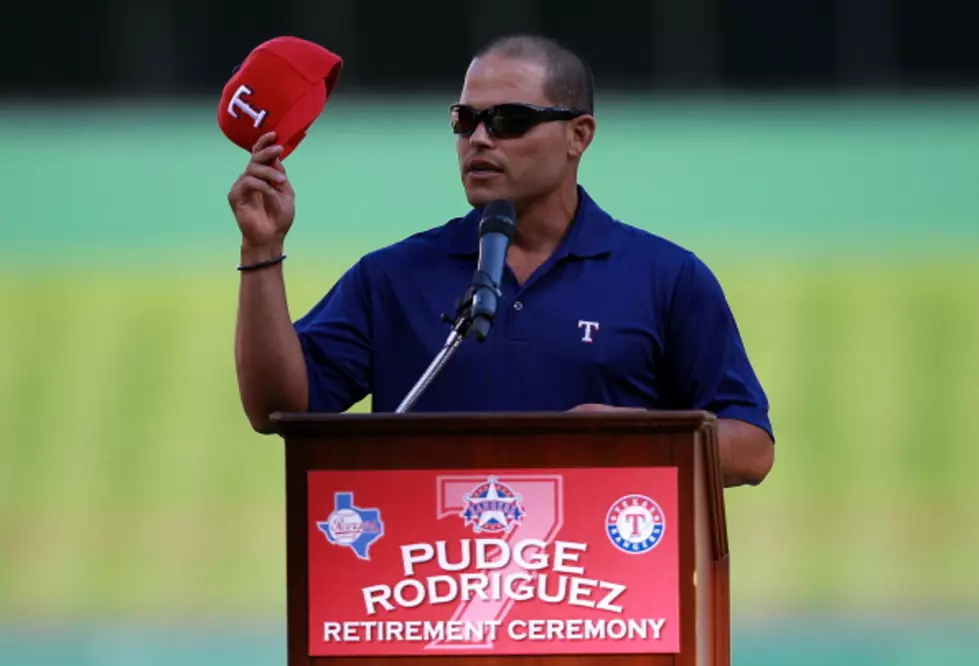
[513,301,523,311]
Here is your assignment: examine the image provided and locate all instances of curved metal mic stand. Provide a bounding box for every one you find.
[394,277,501,414]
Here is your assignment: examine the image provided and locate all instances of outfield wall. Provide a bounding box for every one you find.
[1,96,977,665]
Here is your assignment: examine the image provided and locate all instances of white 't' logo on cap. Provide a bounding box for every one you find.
[227,85,268,128]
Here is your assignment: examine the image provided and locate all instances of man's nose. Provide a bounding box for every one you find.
[468,122,494,147]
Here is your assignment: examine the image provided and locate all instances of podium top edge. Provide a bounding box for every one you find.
[268,410,716,437]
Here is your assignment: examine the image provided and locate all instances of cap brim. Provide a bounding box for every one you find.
[309,49,342,96]
[275,81,327,160]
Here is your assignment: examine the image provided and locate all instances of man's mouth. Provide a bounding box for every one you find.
[466,160,503,174]
[466,163,504,182]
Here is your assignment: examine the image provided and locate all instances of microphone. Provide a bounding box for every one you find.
[468,199,516,341]
[396,199,515,412]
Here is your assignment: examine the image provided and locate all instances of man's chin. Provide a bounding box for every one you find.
[463,182,506,208]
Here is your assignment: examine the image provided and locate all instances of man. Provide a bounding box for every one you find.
[228,34,774,487]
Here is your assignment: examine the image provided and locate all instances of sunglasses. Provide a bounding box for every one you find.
[449,103,585,139]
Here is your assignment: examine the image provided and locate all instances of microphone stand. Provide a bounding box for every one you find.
[394,276,500,414]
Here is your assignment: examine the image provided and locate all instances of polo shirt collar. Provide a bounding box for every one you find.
[446,186,616,259]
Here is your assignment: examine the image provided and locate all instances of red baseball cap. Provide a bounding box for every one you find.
[218,36,343,159]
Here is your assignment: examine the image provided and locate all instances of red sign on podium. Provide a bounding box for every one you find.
[307,467,679,657]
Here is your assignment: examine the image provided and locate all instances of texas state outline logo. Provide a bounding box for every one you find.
[316,491,384,561]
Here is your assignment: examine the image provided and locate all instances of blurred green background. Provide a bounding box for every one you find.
[1,95,978,665]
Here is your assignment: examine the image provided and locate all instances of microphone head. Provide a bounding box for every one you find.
[479,199,517,240]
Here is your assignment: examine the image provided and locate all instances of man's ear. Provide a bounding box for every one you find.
[568,115,596,158]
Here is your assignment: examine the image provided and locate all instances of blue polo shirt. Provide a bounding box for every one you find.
[293,186,772,438]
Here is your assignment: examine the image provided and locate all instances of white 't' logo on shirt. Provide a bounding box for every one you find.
[578,320,600,343]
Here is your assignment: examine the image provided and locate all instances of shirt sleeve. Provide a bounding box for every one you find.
[293,259,373,413]
[664,252,774,440]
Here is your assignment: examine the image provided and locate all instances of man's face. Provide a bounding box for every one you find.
[454,55,579,208]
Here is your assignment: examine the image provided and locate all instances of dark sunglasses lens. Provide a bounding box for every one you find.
[450,106,478,135]
[488,106,539,137]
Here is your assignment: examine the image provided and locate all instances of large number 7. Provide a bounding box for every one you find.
[427,474,564,651]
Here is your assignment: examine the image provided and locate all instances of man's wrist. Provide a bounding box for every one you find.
[240,240,285,265]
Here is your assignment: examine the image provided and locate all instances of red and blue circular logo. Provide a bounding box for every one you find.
[606,494,665,554]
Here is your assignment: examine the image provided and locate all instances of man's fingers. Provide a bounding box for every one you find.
[234,175,277,199]
[250,131,277,153]
[567,403,645,413]
[251,144,284,165]
[245,161,287,184]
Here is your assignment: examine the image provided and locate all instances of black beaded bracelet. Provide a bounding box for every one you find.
[237,254,287,272]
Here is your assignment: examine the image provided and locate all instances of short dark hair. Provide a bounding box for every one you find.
[473,33,595,115]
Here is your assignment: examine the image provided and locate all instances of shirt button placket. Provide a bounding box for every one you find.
[508,299,526,340]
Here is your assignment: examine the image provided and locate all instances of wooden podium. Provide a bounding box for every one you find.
[270,410,729,666]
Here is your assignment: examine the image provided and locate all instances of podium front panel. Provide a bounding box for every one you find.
[275,411,723,666]
[306,467,680,658]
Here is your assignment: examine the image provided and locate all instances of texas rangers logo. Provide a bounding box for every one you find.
[316,492,384,561]
[460,476,526,533]
[606,494,665,554]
